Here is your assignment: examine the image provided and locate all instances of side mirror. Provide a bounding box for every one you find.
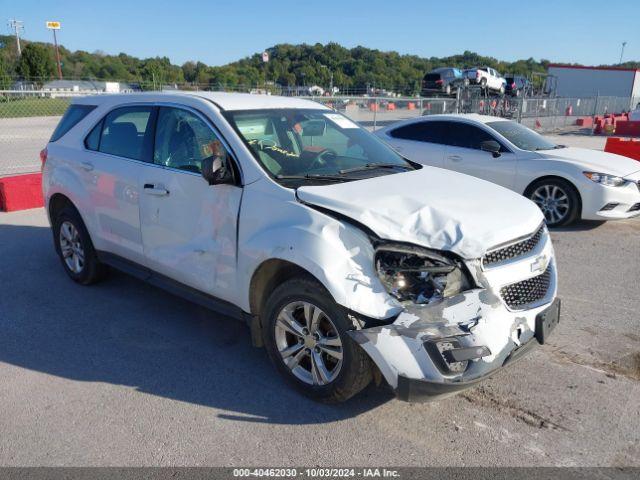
[480,140,502,158]
[201,154,234,185]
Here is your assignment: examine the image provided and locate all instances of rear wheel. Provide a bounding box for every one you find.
[53,206,107,284]
[262,278,372,403]
[526,178,580,227]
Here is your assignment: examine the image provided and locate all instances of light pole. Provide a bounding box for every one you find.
[619,41,627,64]
[46,21,63,79]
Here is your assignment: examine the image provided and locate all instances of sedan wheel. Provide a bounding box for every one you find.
[531,184,571,225]
[274,301,343,386]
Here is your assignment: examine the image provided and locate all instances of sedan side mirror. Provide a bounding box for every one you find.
[201,154,234,185]
[480,140,502,158]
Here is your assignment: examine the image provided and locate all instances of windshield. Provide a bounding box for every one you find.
[487,121,561,151]
[223,109,414,185]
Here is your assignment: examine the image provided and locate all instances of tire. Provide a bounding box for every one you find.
[499,85,505,95]
[53,206,107,285]
[444,84,451,95]
[525,178,581,227]
[262,277,373,403]
[480,78,487,90]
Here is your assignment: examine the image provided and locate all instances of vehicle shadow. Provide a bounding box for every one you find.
[551,219,607,232]
[0,223,394,425]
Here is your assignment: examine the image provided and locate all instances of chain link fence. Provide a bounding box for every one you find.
[1,89,638,176]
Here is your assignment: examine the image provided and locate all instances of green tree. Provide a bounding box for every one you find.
[16,43,55,81]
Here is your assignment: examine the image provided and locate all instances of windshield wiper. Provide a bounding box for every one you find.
[338,163,412,174]
[276,174,352,182]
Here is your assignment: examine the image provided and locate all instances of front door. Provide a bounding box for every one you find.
[138,106,242,300]
[442,121,517,189]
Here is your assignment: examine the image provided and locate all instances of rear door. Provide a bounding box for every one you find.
[138,105,242,300]
[81,105,155,264]
[383,121,448,167]
[442,121,518,189]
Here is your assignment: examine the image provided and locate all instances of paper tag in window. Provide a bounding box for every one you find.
[324,113,358,129]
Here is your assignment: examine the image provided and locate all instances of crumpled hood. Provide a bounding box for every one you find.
[297,167,543,259]
[537,147,640,177]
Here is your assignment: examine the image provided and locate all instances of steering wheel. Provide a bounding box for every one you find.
[307,147,338,171]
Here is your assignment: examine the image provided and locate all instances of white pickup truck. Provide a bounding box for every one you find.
[464,67,506,94]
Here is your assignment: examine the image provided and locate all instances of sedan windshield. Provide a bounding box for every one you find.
[487,121,562,151]
[224,109,414,185]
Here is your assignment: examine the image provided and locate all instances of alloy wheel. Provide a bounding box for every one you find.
[531,184,570,225]
[274,301,343,386]
[59,221,85,274]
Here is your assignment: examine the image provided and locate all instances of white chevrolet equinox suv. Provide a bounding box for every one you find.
[42,92,560,402]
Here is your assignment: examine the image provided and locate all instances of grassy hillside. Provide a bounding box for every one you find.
[1,34,637,94]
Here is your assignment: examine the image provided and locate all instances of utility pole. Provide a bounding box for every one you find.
[8,19,24,56]
[619,41,627,64]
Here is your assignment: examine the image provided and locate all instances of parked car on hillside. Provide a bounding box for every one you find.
[42,93,559,403]
[375,114,640,226]
[464,67,506,94]
[505,75,531,97]
[421,68,468,95]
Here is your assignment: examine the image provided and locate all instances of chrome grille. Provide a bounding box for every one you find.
[500,265,552,310]
[483,225,545,267]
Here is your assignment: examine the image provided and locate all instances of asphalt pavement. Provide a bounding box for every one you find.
[0,207,638,467]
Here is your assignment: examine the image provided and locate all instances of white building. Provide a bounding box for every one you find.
[548,64,640,108]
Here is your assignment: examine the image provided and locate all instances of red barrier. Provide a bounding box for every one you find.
[614,121,640,137]
[0,173,44,212]
[576,117,593,127]
[604,137,640,161]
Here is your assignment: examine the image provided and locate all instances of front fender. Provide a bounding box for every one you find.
[237,181,401,319]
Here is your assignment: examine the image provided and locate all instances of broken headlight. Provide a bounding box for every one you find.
[375,244,472,305]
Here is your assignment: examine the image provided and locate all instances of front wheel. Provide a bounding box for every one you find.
[262,278,372,403]
[526,179,580,227]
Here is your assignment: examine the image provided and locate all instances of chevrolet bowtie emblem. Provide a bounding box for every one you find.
[531,254,548,274]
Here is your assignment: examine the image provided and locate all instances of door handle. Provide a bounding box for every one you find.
[81,161,94,171]
[143,184,170,196]
[448,155,463,162]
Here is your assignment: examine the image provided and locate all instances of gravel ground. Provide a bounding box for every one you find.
[0,206,638,467]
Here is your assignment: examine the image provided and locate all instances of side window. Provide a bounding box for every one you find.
[389,121,448,144]
[99,107,153,160]
[50,104,96,142]
[444,122,505,151]
[154,107,229,174]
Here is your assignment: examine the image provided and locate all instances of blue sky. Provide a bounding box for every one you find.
[2,0,638,66]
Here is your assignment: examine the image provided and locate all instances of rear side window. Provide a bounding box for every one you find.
[50,104,96,142]
[98,107,154,160]
[389,121,448,144]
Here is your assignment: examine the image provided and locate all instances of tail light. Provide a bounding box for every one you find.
[511,83,516,88]
[436,79,443,84]
[476,71,481,79]
[40,148,48,171]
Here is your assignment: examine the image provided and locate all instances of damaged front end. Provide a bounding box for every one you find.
[349,226,559,402]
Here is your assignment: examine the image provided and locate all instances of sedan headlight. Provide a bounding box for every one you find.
[375,244,472,305]
[583,172,628,187]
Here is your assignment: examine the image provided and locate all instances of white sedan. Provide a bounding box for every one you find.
[375,114,640,226]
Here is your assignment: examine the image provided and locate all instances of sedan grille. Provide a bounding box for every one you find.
[500,265,552,310]
[483,225,545,267]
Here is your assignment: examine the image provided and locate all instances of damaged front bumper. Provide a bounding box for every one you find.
[349,291,561,402]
